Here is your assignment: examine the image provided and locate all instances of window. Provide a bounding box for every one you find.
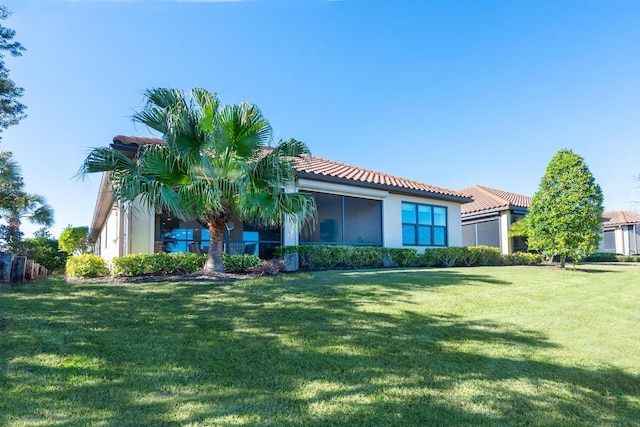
[300,192,383,246]
[402,202,447,246]
[155,213,282,258]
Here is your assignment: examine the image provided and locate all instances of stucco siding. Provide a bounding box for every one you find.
[129,199,155,255]
[99,206,121,262]
[383,193,463,249]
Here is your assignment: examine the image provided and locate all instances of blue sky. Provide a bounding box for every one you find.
[2,0,640,238]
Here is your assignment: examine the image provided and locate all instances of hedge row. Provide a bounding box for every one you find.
[583,252,640,263]
[276,245,542,270]
[66,253,263,278]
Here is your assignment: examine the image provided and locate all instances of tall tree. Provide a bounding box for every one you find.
[81,88,316,273]
[10,231,68,273]
[59,225,90,255]
[0,6,26,137]
[527,149,604,268]
[0,150,54,248]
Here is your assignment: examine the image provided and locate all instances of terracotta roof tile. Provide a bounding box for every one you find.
[459,185,531,215]
[602,210,640,227]
[110,135,471,202]
[295,155,470,201]
[113,134,164,147]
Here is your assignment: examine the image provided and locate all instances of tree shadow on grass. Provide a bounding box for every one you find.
[1,273,638,426]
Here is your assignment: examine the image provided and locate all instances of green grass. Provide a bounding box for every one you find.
[1,264,639,426]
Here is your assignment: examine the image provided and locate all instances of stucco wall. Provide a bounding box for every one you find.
[128,199,155,255]
[296,179,464,250]
[99,206,122,263]
[382,193,463,250]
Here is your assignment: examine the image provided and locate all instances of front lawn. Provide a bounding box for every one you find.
[1,264,639,426]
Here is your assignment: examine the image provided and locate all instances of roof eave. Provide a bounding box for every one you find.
[89,172,114,243]
[297,172,473,204]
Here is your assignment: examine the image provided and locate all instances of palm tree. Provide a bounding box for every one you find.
[0,150,54,247]
[81,88,316,273]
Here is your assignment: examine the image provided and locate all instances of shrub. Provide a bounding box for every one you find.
[471,246,504,266]
[276,245,540,271]
[583,252,619,262]
[112,253,206,276]
[223,254,261,273]
[427,247,468,267]
[342,246,384,269]
[506,252,543,265]
[382,248,420,267]
[616,255,640,263]
[276,245,387,270]
[66,254,109,278]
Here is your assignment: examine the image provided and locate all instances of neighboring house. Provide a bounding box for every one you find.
[458,185,531,255]
[599,210,640,255]
[90,135,473,268]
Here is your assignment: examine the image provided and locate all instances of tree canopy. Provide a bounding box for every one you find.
[0,150,54,249]
[81,87,316,272]
[59,225,90,256]
[0,6,26,138]
[527,149,604,267]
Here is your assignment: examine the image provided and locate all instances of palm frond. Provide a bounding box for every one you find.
[79,147,136,177]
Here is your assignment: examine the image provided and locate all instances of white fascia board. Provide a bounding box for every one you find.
[297,178,389,200]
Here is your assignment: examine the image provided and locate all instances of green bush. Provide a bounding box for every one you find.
[223,254,261,273]
[616,255,640,263]
[276,245,541,271]
[471,246,504,266]
[382,248,420,267]
[343,246,384,269]
[583,252,619,262]
[112,253,206,276]
[66,254,109,278]
[506,252,543,265]
[425,247,468,267]
[276,245,385,270]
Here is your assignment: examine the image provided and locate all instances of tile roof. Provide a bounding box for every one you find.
[110,135,472,203]
[602,210,640,227]
[459,185,531,215]
[294,155,471,201]
[113,134,164,149]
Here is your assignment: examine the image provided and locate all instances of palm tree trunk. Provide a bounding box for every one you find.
[8,216,21,245]
[205,221,226,273]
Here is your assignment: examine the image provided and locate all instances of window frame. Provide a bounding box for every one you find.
[401,202,448,247]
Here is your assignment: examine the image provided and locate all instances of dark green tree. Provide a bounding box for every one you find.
[527,149,604,268]
[11,231,68,273]
[81,88,316,272]
[0,6,26,137]
[59,225,90,255]
[0,150,54,249]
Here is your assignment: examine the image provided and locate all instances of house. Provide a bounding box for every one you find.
[90,135,473,268]
[599,210,640,255]
[458,185,531,255]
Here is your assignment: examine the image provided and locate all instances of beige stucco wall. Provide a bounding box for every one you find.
[297,179,464,250]
[382,193,463,250]
[128,199,155,255]
[98,205,122,263]
[499,210,512,255]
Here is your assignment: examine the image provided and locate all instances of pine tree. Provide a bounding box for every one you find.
[0,6,26,138]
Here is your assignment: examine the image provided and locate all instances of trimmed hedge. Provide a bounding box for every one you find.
[276,245,541,270]
[583,252,619,262]
[222,254,261,273]
[111,253,263,276]
[66,254,109,278]
[112,252,206,277]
